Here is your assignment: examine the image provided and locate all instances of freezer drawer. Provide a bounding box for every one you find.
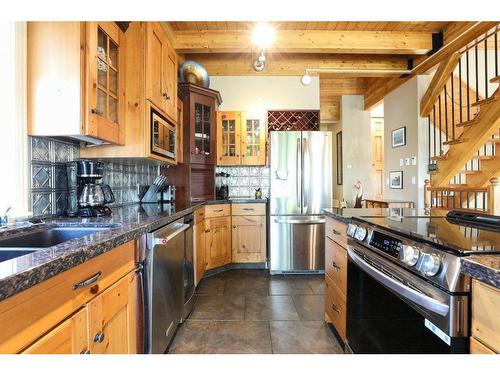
[270,215,325,273]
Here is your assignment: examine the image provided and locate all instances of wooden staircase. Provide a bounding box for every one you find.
[422,25,500,212]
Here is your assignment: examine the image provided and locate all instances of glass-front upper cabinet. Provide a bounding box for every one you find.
[87,22,125,144]
[217,112,241,165]
[179,83,221,165]
[217,111,266,166]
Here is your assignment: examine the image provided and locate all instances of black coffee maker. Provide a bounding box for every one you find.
[67,160,115,217]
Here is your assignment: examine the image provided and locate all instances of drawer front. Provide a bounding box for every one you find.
[325,273,346,342]
[325,217,347,247]
[325,237,347,295]
[471,279,500,353]
[0,241,135,353]
[231,203,266,216]
[470,337,496,354]
[204,204,230,218]
[194,207,205,224]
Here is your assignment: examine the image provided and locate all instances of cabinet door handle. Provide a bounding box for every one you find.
[80,349,90,354]
[331,261,341,270]
[91,108,103,116]
[332,229,341,236]
[331,303,340,314]
[72,271,102,290]
[162,92,171,100]
[204,229,210,233]
[93,332,105,343]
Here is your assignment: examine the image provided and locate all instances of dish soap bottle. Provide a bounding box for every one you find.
[255,188,262,199]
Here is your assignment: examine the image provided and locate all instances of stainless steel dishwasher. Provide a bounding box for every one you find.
[146,218,190,354]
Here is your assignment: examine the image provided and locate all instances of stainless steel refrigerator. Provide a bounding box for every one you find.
[269,131,332,274]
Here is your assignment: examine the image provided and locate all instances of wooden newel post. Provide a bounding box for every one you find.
[487,177,499,213]
[424,179,431,209]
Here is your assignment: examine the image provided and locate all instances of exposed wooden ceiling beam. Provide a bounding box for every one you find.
[173,30,433,55]
[182,53,410,76]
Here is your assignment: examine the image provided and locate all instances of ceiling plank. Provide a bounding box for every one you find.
[172,30,433,55]
[184,53,410,76]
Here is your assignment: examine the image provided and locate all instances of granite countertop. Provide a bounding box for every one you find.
[0,198,269,302]
[461,255,500,289]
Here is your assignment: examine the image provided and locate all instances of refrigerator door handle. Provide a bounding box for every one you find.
[302,135,309,213]
[296,137,301,212]
[274,217,326,225]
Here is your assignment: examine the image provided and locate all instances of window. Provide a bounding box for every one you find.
[0,22,28,217]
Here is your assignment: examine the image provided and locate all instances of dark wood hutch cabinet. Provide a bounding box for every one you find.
[166,83,222,205]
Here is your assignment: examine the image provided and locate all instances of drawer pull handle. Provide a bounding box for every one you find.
[94,332,105,343]
[331,261,341,270]
[80,349,90,354]
[213,209,224,212]
[242,208,254,211]
[72,271,102,290]
[331,303,340,314]
[332,229,341,236]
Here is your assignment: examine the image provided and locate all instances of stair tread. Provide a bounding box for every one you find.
[455,119,478,128]
[430,155,448,161]
[484,138,500,144]
[491,75,500,83]
[471,96,496,107]
[472,155,496,160]
[443,138,465,146]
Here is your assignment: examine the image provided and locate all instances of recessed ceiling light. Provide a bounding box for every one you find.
[252,23,275,49]
[301,74,312,86]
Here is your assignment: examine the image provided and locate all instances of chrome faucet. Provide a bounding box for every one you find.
[0,207,11,228]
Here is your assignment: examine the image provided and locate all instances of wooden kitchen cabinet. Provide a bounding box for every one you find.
[178,83,222,165]
[471,279,500,353]
[81,22,178,164]
[231,203,267,263]
[22,308,89,354]
[88,271,137,354]
[146,22,177,122]
[217,111,266,166]
[205,216,232,270]
[324,216,348,343]
[232,216,266,263]
[0,241,137,354]
[28,22,125,145]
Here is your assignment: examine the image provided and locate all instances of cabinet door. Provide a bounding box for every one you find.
[232,215,266,263]
[146,22,167,112]
[87,22,125,144]
[163,42,178,122]
[194,218,206,285]
[88,272,137,354]
[217,111,241,165]
[190,94,217,164]
[241,114,266,165]
[22,308,88,354]
[205,216,231,270]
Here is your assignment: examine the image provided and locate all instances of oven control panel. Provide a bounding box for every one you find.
[369,230,403,259]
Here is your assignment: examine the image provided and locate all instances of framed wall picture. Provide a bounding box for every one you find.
[389,171,403,189]
[336,131,343,185]
[392,126,406,148]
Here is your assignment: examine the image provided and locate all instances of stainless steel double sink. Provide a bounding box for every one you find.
[0,226,111,262]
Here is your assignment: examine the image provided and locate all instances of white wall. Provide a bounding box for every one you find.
[341,95,372,206]
[383,76,430,207]
[209,76,320,123]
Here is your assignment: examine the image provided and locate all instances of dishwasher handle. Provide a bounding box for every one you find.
[152,223,190,246]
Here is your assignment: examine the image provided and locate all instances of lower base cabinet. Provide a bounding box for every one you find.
[205,216,232,270]
[22,308,89,354]
[232,215,266,263]
[194,210,207,285]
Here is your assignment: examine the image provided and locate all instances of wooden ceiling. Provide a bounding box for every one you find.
[169,21,451,32]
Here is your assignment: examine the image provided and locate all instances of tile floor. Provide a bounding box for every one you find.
[168,269,344,354]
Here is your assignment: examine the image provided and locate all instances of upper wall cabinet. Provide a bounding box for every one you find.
[81,22,179,164]
[28,22,126,145]
[146,22,177,122]
[178,83,222,165]
[217,111,266,166]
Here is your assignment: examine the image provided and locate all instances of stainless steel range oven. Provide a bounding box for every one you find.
[345,218,471,354]
[151,108,176,162]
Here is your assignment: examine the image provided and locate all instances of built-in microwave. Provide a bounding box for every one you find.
[151,109,176,161]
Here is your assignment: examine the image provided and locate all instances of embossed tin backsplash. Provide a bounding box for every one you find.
[29,137,158,217]
[216,166,270,198]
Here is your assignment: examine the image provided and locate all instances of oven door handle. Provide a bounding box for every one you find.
[347,248,450,317]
